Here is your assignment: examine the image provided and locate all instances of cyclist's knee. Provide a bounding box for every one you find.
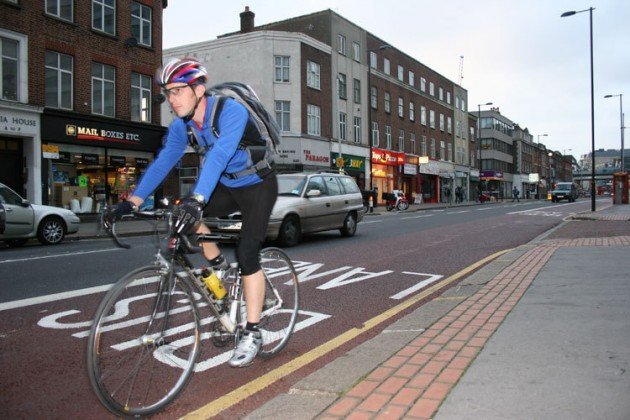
[237,237,262,276]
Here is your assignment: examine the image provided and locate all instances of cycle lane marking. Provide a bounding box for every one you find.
[0,248,122,265]
[183,248,512,419]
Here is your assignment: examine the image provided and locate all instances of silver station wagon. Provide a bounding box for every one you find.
[0,182,81,246]
[206,172,365,247]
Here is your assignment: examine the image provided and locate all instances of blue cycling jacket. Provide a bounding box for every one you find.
[133,96,263,203]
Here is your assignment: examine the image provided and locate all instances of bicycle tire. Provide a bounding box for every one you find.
[256,247,300,358]
[86,265,201,417]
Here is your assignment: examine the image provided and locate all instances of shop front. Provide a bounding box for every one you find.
[418,160,441,204]
[0,102,42,203]
[274,137,331,173]
[371,147,404,205]
[331,152,367,190]
[481,170,506,200]
[469,168,480,202]
[41,110,166,212]
[402,155,420,204]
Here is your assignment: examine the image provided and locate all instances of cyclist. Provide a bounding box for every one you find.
[107,57,278,368]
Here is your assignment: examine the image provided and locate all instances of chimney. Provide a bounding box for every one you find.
[240,6,255,33]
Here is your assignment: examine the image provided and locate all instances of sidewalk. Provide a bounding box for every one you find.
[246,203,630,419]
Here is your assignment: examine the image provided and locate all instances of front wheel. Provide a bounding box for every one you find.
[86,265,201,417]
[397,200,409,211]
[257,247,300,358]
[277,215,301,247]
[37,216,65,245]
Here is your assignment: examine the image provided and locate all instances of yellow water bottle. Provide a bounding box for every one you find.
[201,268,227,300]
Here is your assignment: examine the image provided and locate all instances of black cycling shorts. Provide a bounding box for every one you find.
[203,174,278,274]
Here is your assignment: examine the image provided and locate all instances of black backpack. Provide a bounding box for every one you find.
[186,82,280,180]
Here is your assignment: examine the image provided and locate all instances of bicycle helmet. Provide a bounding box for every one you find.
[158,57,207,86]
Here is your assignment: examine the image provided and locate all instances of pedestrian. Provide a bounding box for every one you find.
[106,57,278,368]
[455,186,462,203]
[512,186,520,202]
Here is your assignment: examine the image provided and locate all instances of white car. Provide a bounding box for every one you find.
[0,182,81,246]
[205,172,365,247]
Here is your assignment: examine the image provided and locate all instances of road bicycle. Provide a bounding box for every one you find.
[86,204,300,417]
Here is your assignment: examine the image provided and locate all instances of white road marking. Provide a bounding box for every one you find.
[507,202,575,214]
[401,214,434,220]
[0,248,121,264]
[446,210,471,214]
[391,272,443,300]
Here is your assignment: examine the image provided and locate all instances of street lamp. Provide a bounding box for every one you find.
[604,93,625,172]
[562,7,596,211]
[548,151,554,187]
[537,133,548,143]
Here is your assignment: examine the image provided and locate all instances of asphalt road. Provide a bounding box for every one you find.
[0,199,593,418]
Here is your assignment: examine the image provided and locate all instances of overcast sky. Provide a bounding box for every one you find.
[163,0,630,160]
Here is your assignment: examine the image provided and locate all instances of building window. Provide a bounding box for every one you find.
[430,138,436,159]
[420,77,426,92]
[384,92,391,113]
[307,104,321,136]
[440,140,446,160]
[461,99,466,112]
[131,2,151,47]
[306,60,320,89]
[370,86,377,109]
[429,110,435,129]
[409,101,415,122]
[456,96,460,109]
[429,82,435,96]
[439,113,445,131]
[338,73,347,99]
[409,71,415,86]
[131,72,151,122]
[370,51,377,68]
[352,41,360,62]
[447,91,451,104]
[92,62,115,117]
[337,34,346,55]
[398,97,404,118]
[385,125,392,149]
[371,121,379,147]
[339,112,347,141]
[353,78,361,104]
[46,0,73,22]
[0,36,19,101]
[439,87,444,101]
[410,133,416,154]
[448,142,453,162]
[179,167,198,197]
[353,116,361,143]
[274,100,290,132]
[274,56,289,82]
[420,106,427,126]
[447,116,452,134]
[384,58,390,75]
[92,0,116,35]
[45,51,73,110]
[421,135,427,156]
[397,65,403,81]
[398,130,405,152]
[456,120,461,138]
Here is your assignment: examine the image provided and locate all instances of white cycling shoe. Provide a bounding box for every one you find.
[228,330,262,368]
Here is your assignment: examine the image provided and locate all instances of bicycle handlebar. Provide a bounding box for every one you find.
[99,207,202,254]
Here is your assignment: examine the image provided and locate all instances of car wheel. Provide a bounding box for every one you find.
[37,216,65,245]
[6,239,29,247]
[340,212,357,237]
[277,215,301,247]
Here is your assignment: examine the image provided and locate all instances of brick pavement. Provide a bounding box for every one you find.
[317,234,630,420]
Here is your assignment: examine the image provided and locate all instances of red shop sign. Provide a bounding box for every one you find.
[371,148,405,166]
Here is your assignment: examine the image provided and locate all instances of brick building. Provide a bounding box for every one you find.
[0,0,167,209]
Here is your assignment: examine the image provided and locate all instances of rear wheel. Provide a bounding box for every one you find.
[87,265,200,417]
[257,247,299,358]
[340,212,357,237]
[37,216,65,245]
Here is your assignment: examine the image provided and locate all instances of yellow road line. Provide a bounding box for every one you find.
[183,248,511,419]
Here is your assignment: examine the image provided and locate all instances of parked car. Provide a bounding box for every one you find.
[0,182,81,246]
[205,172,365,247]
[550,182,579,203]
